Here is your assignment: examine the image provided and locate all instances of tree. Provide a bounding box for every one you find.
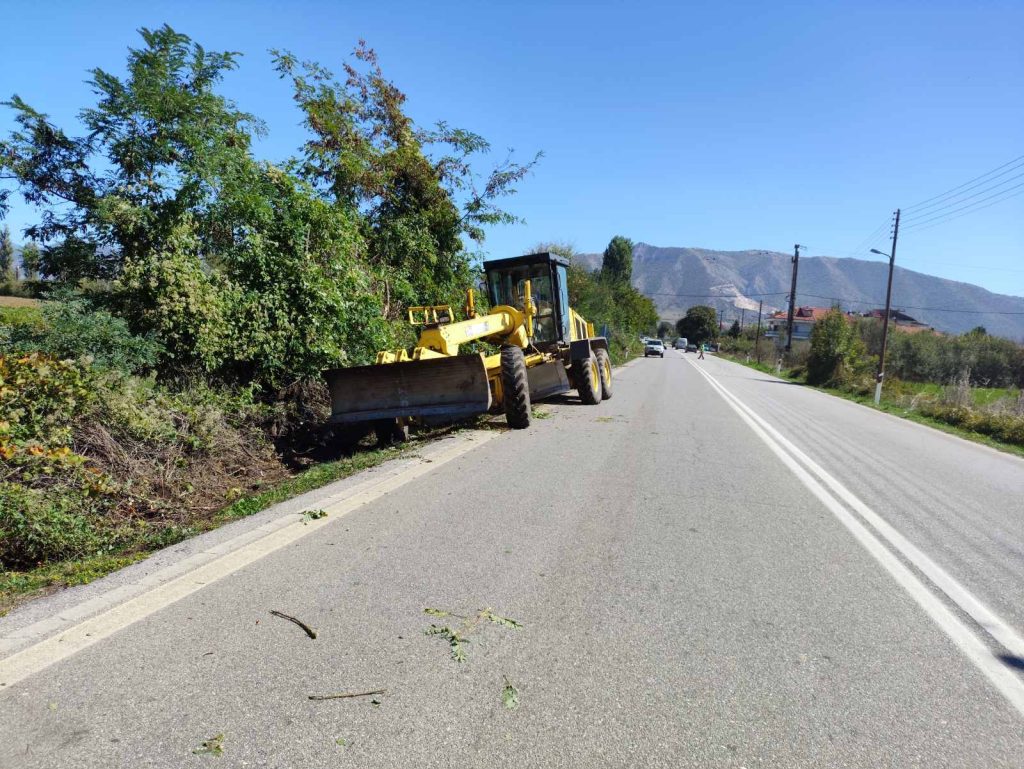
[0,225,13,279]
[807,308,863,386]
[19,240,40,280]
[656,321,673,339]
[676,305,718,344]
[0,25,261,281]
[600,235,633,285]
[728,319,741,338]
[273,43,539,314]
[1,27,537,387]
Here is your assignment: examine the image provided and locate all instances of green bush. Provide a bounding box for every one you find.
[807,310,864,386]
[861,322,1024,389]
[2,297,161,373]
[0,484,108,569]
[916,401,1024,446]
[0,352,281,572]
[0,353,92,446]
[115,179,392,387]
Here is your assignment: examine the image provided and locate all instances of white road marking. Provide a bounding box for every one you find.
[687,357,1024,718]
[0,431,495,690]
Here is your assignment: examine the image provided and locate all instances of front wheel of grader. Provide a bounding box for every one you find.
[500,345,532,429]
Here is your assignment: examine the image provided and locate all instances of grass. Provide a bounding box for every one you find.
[722,354,1024,459]
[212,443,413,522]
[832,389,1024,460]
[0,553,149,616]
[0,432,442,614]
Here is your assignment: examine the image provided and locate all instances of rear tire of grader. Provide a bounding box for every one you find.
[576,352,602,406]
[501,345,532,429]
[595,348,613,400]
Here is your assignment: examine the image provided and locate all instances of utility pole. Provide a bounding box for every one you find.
[755,300,763,363]
[740,308,746,328]
[873,209,901,405]
[785,244,803,352]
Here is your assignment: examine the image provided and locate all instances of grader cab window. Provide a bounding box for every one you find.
[487,263,559,344]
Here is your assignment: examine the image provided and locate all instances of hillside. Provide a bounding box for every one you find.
[575,244,1024,340]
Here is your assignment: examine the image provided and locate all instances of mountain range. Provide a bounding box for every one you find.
[574,243,1024,341]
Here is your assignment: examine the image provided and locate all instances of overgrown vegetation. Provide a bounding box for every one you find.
[0,26,541,604]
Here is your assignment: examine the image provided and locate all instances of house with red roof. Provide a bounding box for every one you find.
[763,306,836,343]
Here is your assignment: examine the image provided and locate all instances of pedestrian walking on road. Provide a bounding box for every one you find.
[698,344,705,360]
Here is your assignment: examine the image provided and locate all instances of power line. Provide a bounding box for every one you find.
[901,184,1024,232]
[649,289,1024,316]
[903,153,1024,213]
[900,259,1024,274]
[797,292,1024,315]
[902,169,1024,223]
[844,218,891,260]
[647,290,789,299]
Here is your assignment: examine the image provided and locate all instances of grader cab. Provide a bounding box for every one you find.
[323,252,612,438]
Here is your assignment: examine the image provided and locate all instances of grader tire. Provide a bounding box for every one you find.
[577,353,602,406]
[595,348,613,400]
[501,345,531,429]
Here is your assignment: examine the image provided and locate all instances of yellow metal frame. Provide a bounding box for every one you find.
[569,308,594,341]
[373,278,592,408]
[407,305,454,326]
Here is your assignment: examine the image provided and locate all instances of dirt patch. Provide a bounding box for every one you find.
[0,295,39,308]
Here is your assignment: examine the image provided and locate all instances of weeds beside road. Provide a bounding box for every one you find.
[722,353,1024,458]
[0,299,461,612]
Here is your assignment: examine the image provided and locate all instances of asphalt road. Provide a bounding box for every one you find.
[2,352,1023,768]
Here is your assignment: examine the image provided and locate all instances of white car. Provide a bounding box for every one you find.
[644,339,665,358]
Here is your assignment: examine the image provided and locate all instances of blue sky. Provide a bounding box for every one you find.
[1,1,1022,296]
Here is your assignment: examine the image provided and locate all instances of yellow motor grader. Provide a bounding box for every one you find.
[323,252,612,440]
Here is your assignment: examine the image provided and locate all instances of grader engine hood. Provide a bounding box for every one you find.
[324,354,492,424]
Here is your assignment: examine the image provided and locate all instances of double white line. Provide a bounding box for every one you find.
[687,357,1024,718]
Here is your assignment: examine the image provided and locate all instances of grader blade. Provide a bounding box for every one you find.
[324,355,491,424]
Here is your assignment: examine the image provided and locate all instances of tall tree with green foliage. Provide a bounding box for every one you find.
[676,306,718,344]
[600,235,633,285]
[0,25,261,281]
[18,240,40,279]
[1,27,538,386]
[0,225,13,279]
[273,43,540,315]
